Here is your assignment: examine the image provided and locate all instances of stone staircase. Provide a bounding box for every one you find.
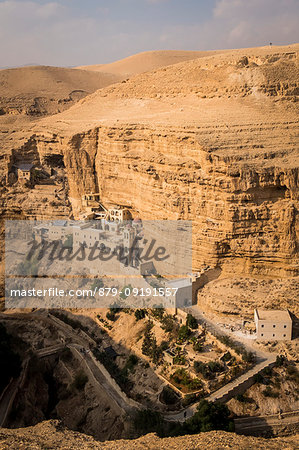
[208,355,277,403]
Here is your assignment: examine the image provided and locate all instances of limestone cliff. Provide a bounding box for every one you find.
[31,120,298,277]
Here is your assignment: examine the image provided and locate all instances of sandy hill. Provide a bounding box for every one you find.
[76,49,229,76]
[0,65,121,116]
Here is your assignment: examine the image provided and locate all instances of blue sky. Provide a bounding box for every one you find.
[0,0,298,68]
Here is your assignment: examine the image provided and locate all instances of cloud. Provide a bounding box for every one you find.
[211,0,299,46]
[0,1,97,66]
[36,2,63,19]
[146,0,170,3]
[0,0,63,19]
[0,0,298,68]
[155,0,299,50]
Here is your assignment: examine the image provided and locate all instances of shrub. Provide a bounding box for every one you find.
[151,306,165,320]
[286,365,299,383]
[125,354,139,372]
[217,334,248,359]
[63,234,73,248]
[160,386,179,405]
[119,284,133,300]
[189,378,203,390]
[262,386,279,398]
[171,368,202,392]
[242,351,255,363]
[135,309,147,321]
[178,325,192,342]
[142,322,156,357]
[263,366,273,377]
[141,321,162,364]
[231,365,242,377]
[106,311,117,321]
[182,393,198,407]
[18,256,39,276]
[221,351,232,362]
[287,365,298,376]
[161,315,177,334]
[173,354,186,365]
[194,361,214,380]
[160,340,169,351]
[172,368,190,386]
[133,401,233,437]
[193,342,203,352]
[93,348,132,393]
[208,361,225,373]
[186,314,198,330]
[109,302,120,313]
[275,355,285,367]
[254,373,264,384]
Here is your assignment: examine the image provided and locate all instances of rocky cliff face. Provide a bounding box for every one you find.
[29,118,298,277]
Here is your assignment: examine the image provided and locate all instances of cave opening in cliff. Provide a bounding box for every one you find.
[43,154,65,169]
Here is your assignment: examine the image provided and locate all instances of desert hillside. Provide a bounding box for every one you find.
[44,43,299,131]
[76,49,230,76]
[0,420,298,449]
[0,65,121,116]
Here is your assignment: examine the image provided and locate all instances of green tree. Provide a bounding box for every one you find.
[151,306,165,320]
[186,314,198,329]
[141,320,163,364]
[142,322,156,357]
[178,325,192,341]
[184,400,232,433]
